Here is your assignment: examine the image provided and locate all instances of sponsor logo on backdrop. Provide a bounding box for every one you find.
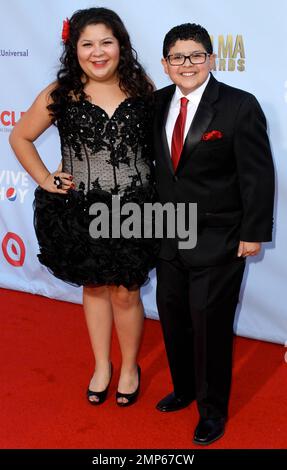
[0,170,30,203]
[1,232,26,267]
[210,34,245,72]
[0,110,25,132]
[0,49,29,57]
[6,187,17,201]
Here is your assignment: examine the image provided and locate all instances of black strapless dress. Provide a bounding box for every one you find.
[33,97,159,289]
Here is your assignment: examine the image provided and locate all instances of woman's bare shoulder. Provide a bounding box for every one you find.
[38,81,59,105]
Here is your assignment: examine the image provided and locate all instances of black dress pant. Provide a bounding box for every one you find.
[156,253,245,419]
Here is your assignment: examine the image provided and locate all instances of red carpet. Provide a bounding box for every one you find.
[0,287,286,449]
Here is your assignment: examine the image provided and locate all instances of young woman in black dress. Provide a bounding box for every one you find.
[10,7,158,406]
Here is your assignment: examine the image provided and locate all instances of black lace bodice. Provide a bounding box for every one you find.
[57,97,154,195]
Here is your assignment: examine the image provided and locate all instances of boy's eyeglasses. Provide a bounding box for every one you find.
[166,52,210,66]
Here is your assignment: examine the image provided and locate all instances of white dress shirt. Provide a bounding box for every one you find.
[165,74,210,155]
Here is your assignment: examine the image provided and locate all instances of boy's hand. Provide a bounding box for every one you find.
[237,241,261,257]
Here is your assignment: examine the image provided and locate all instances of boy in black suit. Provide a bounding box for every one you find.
[153,23,274,445]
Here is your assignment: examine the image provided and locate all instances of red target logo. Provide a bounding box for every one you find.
[2,232,26,267]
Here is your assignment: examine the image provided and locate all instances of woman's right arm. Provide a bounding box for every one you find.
[9,83,73,193]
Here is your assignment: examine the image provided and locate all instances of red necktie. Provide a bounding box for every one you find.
[171,97,189,171]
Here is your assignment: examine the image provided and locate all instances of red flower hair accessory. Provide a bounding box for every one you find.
[201,130,223,141]
[62,18,70,43]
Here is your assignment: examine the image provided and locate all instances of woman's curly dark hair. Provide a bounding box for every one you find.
[48,7,153,123]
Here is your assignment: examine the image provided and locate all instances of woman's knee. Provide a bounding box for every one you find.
[83,285,110,299]
[110,286,140,309]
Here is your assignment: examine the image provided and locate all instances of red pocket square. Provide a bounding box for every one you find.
[201,130,223,141]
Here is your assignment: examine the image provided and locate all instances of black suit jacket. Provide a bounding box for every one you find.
[153,74,275,265]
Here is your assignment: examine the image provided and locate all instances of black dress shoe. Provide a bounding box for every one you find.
[193,417,226,445]
[156,392,194,412]
[116,365,141,407]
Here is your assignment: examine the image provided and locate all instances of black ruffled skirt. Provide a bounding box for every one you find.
[33,186,160,290]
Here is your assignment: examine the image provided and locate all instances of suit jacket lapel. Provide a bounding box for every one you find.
[176,74,220,173]
[156,85,175,174]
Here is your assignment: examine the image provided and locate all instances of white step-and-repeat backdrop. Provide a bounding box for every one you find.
[1,0,286,344]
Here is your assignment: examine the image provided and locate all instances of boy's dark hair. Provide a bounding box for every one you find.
[163,23,213,57]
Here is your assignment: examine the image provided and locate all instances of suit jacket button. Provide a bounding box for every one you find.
[173,175,178,182]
